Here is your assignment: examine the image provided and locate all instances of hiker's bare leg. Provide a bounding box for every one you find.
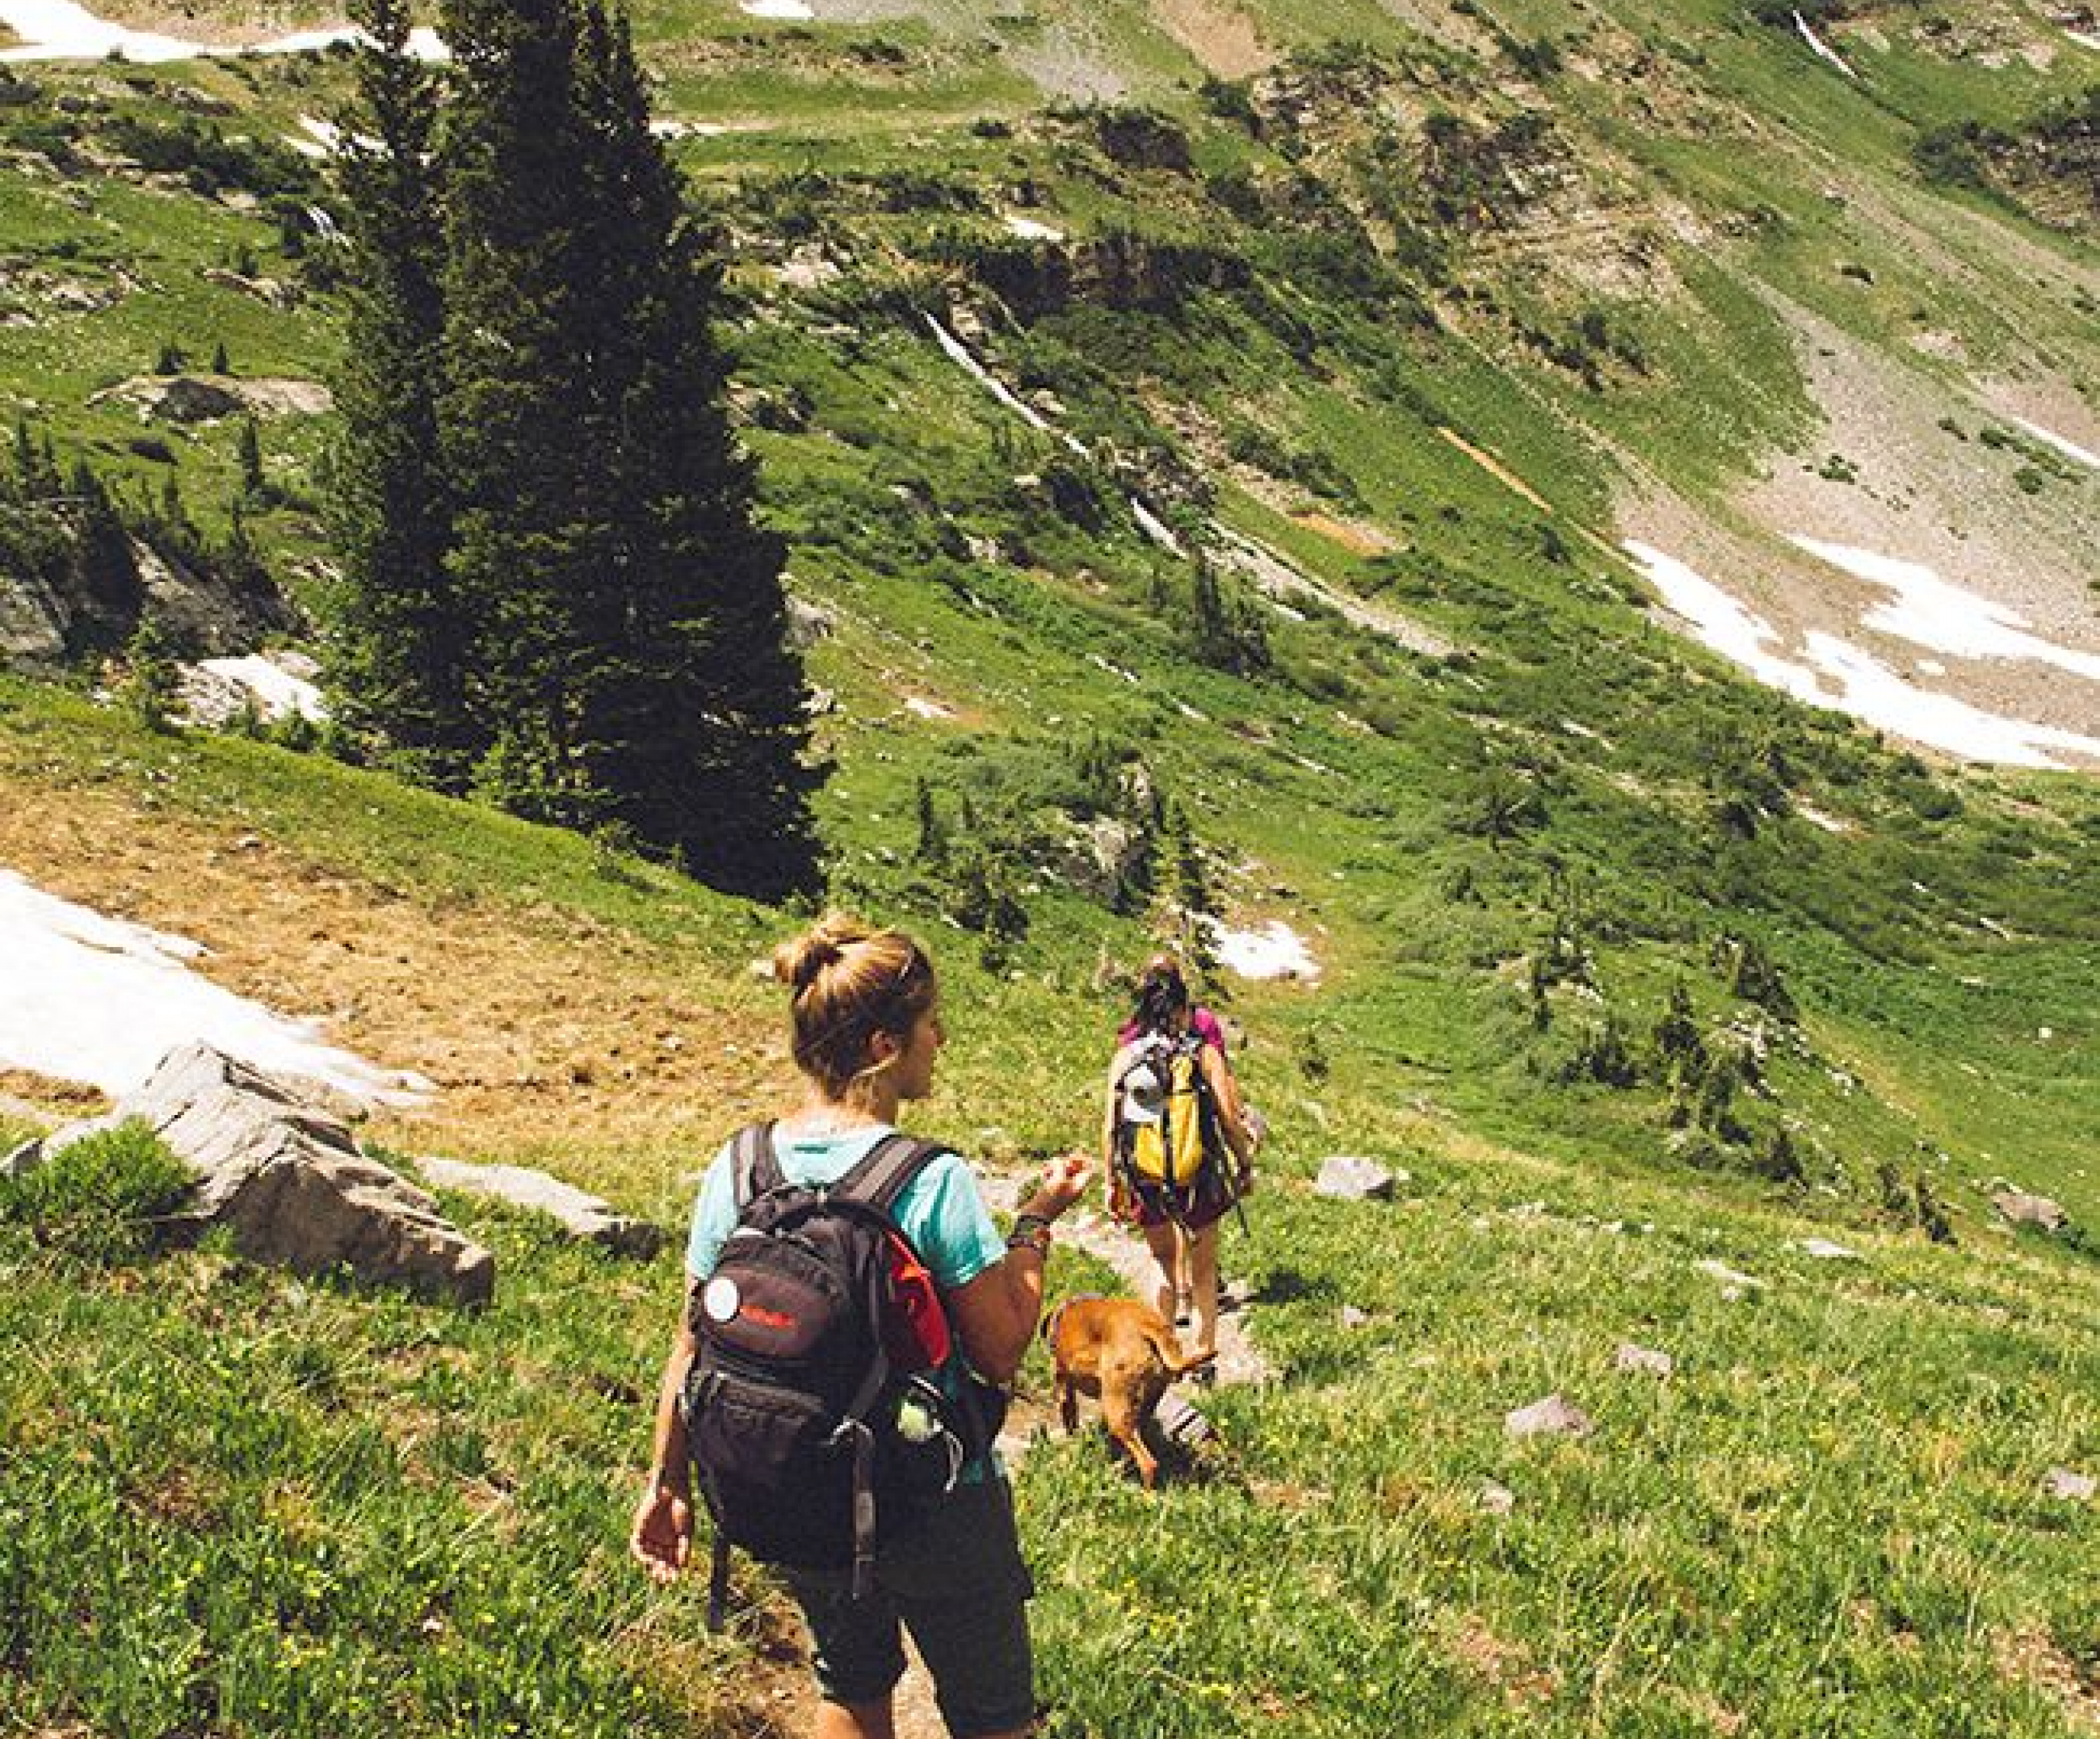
[1189,1223,1221,1357]
[815,1698,894,1739]
[1142,1221,1178,1320]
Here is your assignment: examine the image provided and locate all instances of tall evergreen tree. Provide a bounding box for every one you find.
[327,0,821,892]
[326,0,469,785]
[64,457,141,647]
[437,0,615,829]
[566,2,819,895]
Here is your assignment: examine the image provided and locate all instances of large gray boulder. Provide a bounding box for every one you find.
[138,375,245,425]
[416,1156,664,1259]
[36,1043,492,1305]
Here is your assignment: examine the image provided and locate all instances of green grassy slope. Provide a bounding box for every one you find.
[1,0,2098,1730]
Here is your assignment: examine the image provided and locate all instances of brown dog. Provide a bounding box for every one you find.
[1045,1296,1216,1488]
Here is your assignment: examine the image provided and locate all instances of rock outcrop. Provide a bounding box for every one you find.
[1992,1188,2067,1232]
[25,1043,493,1304]
[416,1156,664,1259]
[1314,1155,1400,1201]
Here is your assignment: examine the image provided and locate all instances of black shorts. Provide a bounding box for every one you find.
[782,1477,1035,1738]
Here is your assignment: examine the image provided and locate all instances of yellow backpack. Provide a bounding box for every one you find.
[1119,1035,1216,1189]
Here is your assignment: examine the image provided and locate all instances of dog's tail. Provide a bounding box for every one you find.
[1146,1322,1218,1378]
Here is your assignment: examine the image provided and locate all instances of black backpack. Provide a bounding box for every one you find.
[682,1122,992,1629]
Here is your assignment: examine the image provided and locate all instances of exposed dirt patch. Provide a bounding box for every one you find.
[1150,0,1273,78]
[1994,1623,2100,1731]
[0,1067,108,1120]
[1446,1612,1559,1706]
[1291,511,1395,556]
[0,775,781,1207]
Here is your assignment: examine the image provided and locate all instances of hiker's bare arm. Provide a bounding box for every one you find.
[631,1275,700,1583]
[1209,1042,1251,1138]
[1202,1047,1257,1170]
[949,1152,1094,1384]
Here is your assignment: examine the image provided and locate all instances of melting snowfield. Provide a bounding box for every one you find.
[192,653,329,723]
[1624,542,2100,769]
[0,0,447,62]
[0,867,429,1103]
[1209,919,1320,982]
[1788,536,2100,683]
[1793,9,1857,77]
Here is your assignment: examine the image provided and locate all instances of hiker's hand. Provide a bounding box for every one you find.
[631,1479,693,1585]
[1025,1151,1094,1221]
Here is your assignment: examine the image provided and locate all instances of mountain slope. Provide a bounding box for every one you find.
[1,0,2098,1732]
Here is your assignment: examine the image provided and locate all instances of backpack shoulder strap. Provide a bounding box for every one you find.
[730,1120,782,1209]
[833,1130,952,1217]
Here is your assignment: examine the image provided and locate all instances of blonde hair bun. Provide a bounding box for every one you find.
[772,912,872,992]
[772,914,938,1106]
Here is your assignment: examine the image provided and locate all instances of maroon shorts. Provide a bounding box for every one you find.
[1123,1164,1239,1233]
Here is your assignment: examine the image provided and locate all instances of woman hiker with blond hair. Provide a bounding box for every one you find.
[633,913,1092,1738]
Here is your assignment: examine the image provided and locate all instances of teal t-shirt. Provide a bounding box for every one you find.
[685,1123,1009,1480]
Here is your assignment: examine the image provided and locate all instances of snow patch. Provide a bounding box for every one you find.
[1130,496,1186,556]
[0,867,429,1104]
[927,316,1067,444]
[1003,214,1065,242]
[1208,918,1320,982]
[902,695,956,721]
[1789,534,2100,683]
[1624,541,2100,769]
[1793,9,1857,76]
[0,3,449,64]
[1625,541,1817,702]
[1795,801,1851,835]
[2006,415,2100,472]
[2067,28,2100,54]
[927,316,1195,562]
[740,0,814,14]
[286,114,339,158]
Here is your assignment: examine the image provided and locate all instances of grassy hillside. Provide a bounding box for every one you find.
[1,709,2096,1736]
[2,0,2098,1731]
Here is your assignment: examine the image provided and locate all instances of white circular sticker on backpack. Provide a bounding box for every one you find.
[702,1276,740,1323]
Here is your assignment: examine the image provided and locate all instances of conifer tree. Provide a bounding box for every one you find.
[326,0,819,892]
[561,1,819,894]
[437,0,613,827]
[64,457,140,643]
[236,415,264,498]
[326,0,468,785]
